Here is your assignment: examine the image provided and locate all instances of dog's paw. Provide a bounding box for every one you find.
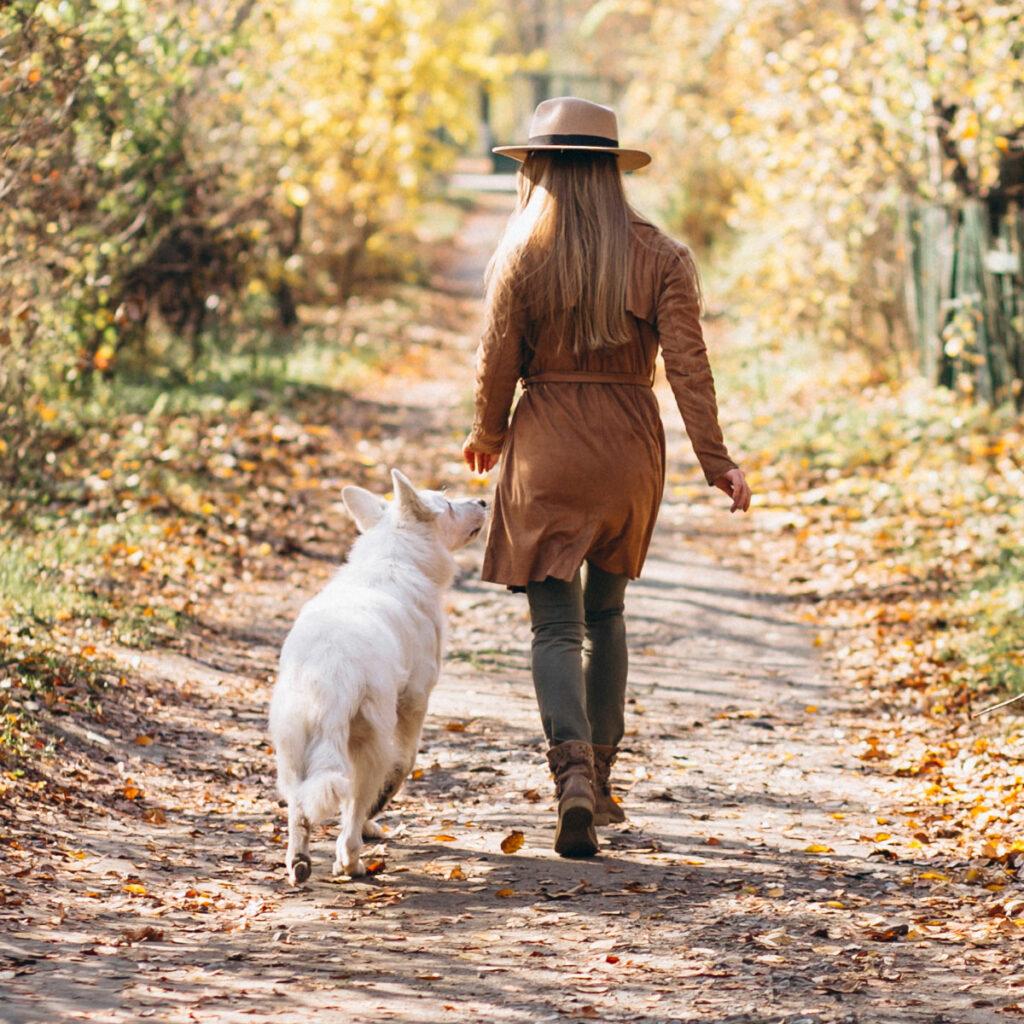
[288,853,312,885]
[361,820,384,840]
[333,857,367,878]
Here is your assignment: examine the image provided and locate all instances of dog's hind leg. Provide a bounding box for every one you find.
[285,801,312,885]
[366,765,406,822]
[333,795,366,877]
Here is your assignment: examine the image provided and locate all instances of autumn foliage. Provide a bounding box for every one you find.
[610,0,1024,402]
[0,0,504,474]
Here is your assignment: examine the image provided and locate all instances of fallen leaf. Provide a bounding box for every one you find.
[119,925,163,944]
[865,922,909,942]
[541,881,588,900]
[500,830,525,854]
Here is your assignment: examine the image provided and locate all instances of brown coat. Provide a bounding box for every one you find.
[466,214,739,589]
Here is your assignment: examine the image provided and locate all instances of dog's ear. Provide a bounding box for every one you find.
[342,485,387,532]
[391,469,437,524]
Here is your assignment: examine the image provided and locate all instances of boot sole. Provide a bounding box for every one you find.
[555,799,598,858]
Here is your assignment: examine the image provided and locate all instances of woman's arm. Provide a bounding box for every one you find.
[463,287,525,472]
[656,241,750,510]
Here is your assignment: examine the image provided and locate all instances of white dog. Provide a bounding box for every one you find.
[268,469,487,883]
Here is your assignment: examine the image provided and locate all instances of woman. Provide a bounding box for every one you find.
[462,96,751,858]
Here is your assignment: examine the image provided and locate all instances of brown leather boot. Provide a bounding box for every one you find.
[546,740,598,857]
[592,744,626,826]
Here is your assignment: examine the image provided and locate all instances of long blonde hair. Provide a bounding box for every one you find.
[483,151,643,356]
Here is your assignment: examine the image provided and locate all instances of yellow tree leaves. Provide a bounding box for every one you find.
[613,0,1024,367]
[241,0,506,298]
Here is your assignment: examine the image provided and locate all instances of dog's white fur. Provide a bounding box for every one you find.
[268,469,487,883]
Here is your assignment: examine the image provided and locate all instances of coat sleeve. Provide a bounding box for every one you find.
[464,287,526,455]
[655,242,739,486]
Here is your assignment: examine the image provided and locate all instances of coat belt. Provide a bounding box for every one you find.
[523,370,654,387]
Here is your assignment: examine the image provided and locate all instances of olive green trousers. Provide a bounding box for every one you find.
[525,561,629,747]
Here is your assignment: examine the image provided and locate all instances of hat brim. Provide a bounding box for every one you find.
[492,144,651,172]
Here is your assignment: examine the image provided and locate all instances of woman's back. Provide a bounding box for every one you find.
[462,95,749,861]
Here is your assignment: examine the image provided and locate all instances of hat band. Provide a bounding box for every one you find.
[527,132,619,148]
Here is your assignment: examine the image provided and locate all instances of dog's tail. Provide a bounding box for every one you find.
[271,699,352,824]
[295,765,350,825]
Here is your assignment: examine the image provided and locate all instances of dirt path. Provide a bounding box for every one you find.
[1,195,1018,1024]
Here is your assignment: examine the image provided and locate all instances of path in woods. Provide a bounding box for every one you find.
[1,193,1018,1024]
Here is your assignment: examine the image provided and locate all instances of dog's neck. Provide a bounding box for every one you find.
[346,527,457,592]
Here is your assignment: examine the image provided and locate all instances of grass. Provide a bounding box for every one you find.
[958,545,1024,694]
[710,322,1024,697]
[0,531,104,626]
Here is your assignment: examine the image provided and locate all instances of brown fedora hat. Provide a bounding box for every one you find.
[493,96,651,172]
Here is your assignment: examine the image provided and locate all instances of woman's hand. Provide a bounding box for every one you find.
[463,442,499,474]
[714,468,751,512]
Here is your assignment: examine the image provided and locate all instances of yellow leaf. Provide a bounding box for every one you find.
[122,883,147,896]
[919,871,950,882]
[805,844,833,854]
[433,834,456,842]
[500,830,525,854]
